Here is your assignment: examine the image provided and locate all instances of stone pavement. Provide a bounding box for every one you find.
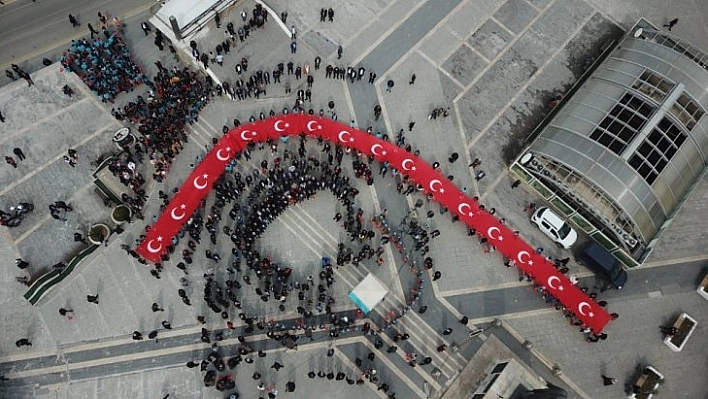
[1,0,708,398]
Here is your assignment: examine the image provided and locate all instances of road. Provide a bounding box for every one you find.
[0,0,154,75]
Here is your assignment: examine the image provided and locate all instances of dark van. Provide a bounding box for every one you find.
[575,242,628,289]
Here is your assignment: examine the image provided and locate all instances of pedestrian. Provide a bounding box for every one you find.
[86,294,99,304]
[418,306,427,314]
[291,25,297,40]
[459,316,468,325]
[408,121,415,131]
[162,320,172,329]
[386,79,394,92]
[148,330,158,341]
[327,8,334,22]
[271,361,283,371]
[132,331,143,340]
[87,23,98,38]
[409,74,416,85]
[74,232,88,244]
[511,179,521,189]
[387,345,397,353]
[337,45,343,59]
[15,258,29,269]
[432,271,442,281]
[601,374,616,386]
[475,170,486,181]
[59,308,74,320]
[186,360,199,368]
[68,14,80,27]
[141,21,151,35]
[436,344,446,352]
[152,303,164,312]
[6,156,17,168]
[281,11,287,23]
[448,152,458,163]
[15,338,32,347]
[663,18,678,31]
[442,327,452,335]
[290,41,297,54]
[286,381,296,392]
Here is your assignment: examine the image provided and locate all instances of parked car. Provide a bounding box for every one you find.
[575,241,628,289]
[530,207,577,249]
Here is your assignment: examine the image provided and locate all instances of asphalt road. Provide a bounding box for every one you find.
[0,0,154,74]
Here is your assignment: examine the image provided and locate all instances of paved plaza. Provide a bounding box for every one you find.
[0,0,706,398]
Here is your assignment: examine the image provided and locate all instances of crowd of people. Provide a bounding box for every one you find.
[111,66,212,180]
[60,29,146,102]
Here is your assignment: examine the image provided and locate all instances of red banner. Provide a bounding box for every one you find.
[136,115,612,333]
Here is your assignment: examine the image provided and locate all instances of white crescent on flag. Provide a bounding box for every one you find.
[171,205,186,221]
[578,301,592,317]
[401,159,415,171]
[547,275,563,291]
[274,120,288,132]
[487,226,502,241]
[240,130,257,141]
[216,148,231,161]
[147,237,163,253]
[429,179,444,193]
[458,202,473,216]
[338,130,353,143]
[517,251,532,265]
[193,174,209,190]
[371,144,386,156]
[308,121,322,132]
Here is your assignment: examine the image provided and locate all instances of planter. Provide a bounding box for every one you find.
[111,204,132,224]
[88,223,110,245]
[628,366,664,399]
[663,313,698,352]
[698,273,708,300]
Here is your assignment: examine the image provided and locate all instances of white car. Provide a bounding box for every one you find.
[530,207,577,249]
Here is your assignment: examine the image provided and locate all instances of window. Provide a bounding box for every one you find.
[670,93,704,131]
[591,93,655,155]
[491,362,508,374]
[631,70,674,102]
[628,117,687,185]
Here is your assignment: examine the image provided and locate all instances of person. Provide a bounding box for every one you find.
[409,74,416,85]
[663,18,678,31]
[386,79,394,92]
[13,148,25,161]
[418,306,427,314]
[442,327,452,335]
[141,21,151,35]
[459,316,468,325]
[436,344,446,352]
[59,308,73,317]
[432,271,442,281]
[152,303,164,312]
[15,259,29,269]
[6,156,17,168]
[15,339,32,347]
[132,331,143,340]
[162,320,172,329]
[601,374,616,386]
[87,294,99,304]
[74,232,88,244]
